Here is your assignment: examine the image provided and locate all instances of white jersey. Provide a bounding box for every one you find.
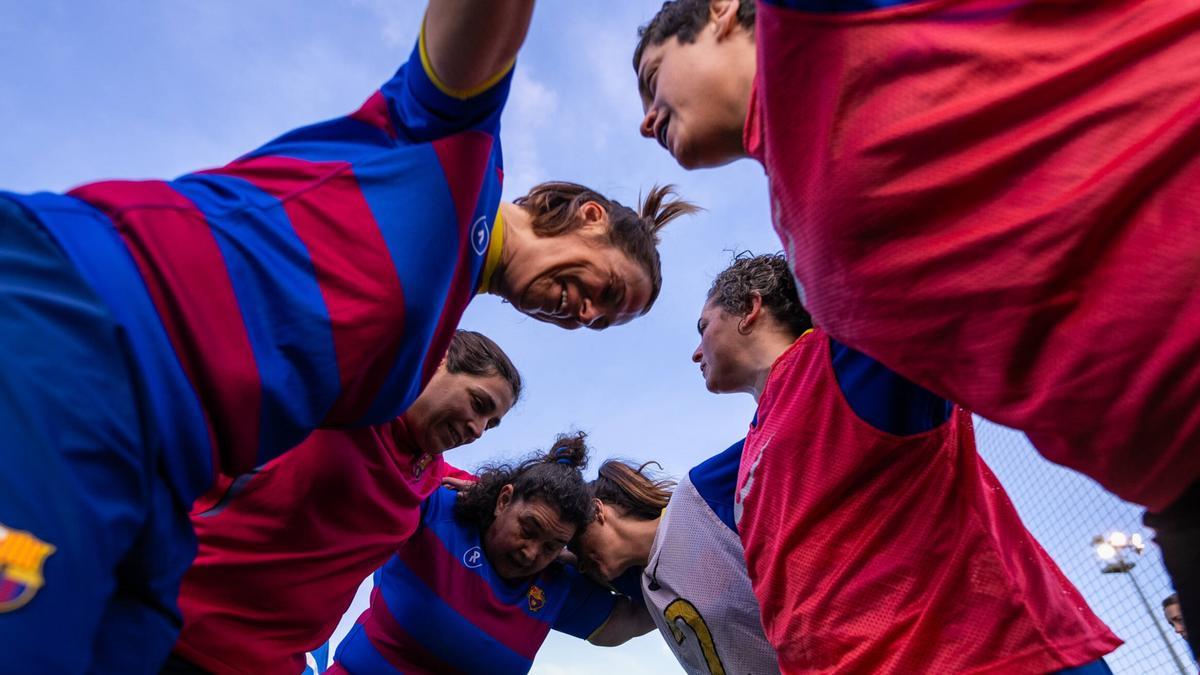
[642,473,780,675]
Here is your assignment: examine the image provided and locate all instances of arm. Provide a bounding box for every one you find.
[424,0,536,96]
[587,595,656,647]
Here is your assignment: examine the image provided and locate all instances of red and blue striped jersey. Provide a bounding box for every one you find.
[175,417,474,675]
[751,0,1200,511]
[3,30,511,504]
[332,488,615,675]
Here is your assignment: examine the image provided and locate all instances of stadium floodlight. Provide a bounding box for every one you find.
[1090,531,1190,674]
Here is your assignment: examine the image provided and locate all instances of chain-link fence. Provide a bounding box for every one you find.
[974,418,1195,674]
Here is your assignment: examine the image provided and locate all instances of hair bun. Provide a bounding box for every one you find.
[544,431,589,470]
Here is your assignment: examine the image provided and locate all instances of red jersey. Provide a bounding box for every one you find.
[751,0,1200,511]
[735,330,1120,674]
[174,418,471,675]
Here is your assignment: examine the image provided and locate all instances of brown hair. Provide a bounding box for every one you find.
[514,181,700,312]
[455,431,593,533]
[589,459,676,521]
[708,252,812,338]
[633,0,756,73]
[445,330,522,404]
[1164,593,1181,608]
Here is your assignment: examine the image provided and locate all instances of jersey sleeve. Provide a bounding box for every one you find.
[829,339,953,436]
[380,23,515,144]
[687,439,744,533]
[551,565,618,640]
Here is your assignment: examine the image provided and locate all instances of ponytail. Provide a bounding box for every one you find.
[590,459,675,521]
[514,181,700,313]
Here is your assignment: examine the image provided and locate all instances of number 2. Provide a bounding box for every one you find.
[664,598,726,675]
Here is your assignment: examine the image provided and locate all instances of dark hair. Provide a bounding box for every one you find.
[455,431,593,533]
[1164,593,1181,608]
[590,459,676,521]
[514,181,700,312]
[708,252,812,338]
[445,330,522,404]
[633,0,756,73]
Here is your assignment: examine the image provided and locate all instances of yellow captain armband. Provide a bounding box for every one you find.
[419,19,515,100]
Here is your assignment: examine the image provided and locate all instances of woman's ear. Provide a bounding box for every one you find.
[494,483,515,517]
[578,201,609,235]
[710,0,741,40]
[592,499,606,524]
[738,292,765,334]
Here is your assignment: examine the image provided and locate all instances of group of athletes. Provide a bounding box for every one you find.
[1,0,1197,673]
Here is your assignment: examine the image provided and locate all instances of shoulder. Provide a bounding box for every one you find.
[828,337,952,435]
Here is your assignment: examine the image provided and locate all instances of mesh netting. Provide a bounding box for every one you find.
[974,418,1194,674]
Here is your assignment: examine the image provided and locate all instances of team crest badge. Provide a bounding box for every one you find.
[470,215,490,255]
[0,524,55,612]
[527,584,545,613]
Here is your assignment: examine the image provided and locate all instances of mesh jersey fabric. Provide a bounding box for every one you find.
[749,0,1200,512]
[645,470,780,675]
[734,329,1121,674]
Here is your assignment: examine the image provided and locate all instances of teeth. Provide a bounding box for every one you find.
[558,288,567,313]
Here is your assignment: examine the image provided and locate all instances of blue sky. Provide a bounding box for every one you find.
[0,2,1186,672]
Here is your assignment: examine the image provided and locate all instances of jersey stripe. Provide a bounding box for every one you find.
[348,91,398,140]
[356,145,465,424]
[19,193,216,501]
[395,525,551,660]
[360,588,467,675]
[420,132,494,383]
[172,173,339,464]
[380,554,534,672]
[69,181,262,475]
[210,155,407,426]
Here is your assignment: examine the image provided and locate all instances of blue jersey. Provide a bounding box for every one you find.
[3,27,511,505]
[334,488,615,674]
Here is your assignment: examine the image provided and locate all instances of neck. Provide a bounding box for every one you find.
[491,201,530,301]
[622,514,662,569]
[748,330,799,402]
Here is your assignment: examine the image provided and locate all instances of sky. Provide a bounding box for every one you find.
[0,2,1188,673]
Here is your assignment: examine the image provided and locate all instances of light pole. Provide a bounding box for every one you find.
[1092,531,1190,674]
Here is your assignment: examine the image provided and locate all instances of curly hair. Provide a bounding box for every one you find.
[633,0,756,72]
[454,431,593,534]
[514,182,701,314]
[707,252,812,338]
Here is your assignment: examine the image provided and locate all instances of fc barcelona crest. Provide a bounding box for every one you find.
[0,524,55,612]
[527,584,545,613]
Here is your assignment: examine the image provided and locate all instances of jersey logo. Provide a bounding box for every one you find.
[470,216,490,255]
[0,524,55,612]
[462,546,484,569]
[527,584,546,612]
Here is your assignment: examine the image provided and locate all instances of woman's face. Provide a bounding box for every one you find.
[483,485,576,581]
[572,502,629,582]
[503,206,653,330]
[402,366,515,454]
[692,298,754,394]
